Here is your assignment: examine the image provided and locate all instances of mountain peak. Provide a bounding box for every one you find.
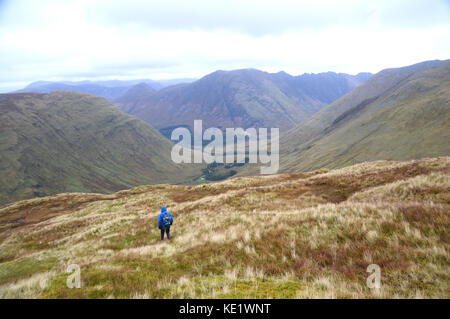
[114,67,371,135]
[125,82,154,93]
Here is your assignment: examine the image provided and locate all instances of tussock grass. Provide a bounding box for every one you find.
[349,172,450,203]
[0,157,449,298]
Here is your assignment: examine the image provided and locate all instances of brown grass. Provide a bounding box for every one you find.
[0,157,449,298]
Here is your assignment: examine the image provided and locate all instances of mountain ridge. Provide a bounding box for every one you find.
[15,78,196,101]
[117,68,372,134]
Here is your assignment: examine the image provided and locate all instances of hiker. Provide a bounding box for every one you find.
[158,206,173,241]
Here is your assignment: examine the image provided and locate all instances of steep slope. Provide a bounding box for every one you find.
[118,69,370,133]
[0,157,448,298]
[280,60,450,172]
[0,92,200,206]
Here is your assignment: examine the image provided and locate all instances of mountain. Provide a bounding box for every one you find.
[0,91,200,206]
[113,83,157,113]
[279,59,450,172]
[15,78,196,101]
[115,69,371,134]
[16,82,131,101]
[0,157,448,298]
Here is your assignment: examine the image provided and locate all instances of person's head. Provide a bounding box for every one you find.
[161,206,167,213]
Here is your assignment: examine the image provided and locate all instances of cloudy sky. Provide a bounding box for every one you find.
[0,0,449,92]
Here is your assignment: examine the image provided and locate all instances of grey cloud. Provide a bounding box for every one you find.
[0,0,448,92]
[85,0,450,36]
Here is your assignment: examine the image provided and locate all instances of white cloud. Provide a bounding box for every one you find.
[0,0,449,91]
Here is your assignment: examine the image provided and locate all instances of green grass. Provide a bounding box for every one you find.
[0,255,57,286]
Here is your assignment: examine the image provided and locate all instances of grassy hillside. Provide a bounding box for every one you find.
[280,60,450,172]
[118,69,370,134]
[0,92,201,206]
[0,157,448,298]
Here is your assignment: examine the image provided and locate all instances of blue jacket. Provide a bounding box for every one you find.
[158,206,173,229]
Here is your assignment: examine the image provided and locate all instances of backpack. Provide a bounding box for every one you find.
[162,212,172,228]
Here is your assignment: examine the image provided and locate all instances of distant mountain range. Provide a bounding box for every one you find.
[14,78,196,101]
[114,69,372,135]
[279,59,450,172]
[0,91,200,206]
[3,60,448,206]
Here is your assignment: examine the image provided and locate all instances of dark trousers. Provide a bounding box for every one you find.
[160,226,170,240]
